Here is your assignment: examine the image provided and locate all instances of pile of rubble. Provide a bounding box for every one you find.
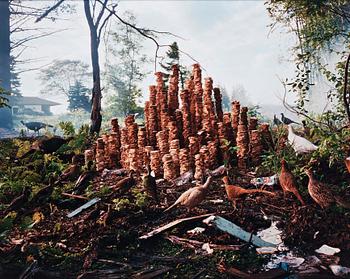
[86,64,273,178]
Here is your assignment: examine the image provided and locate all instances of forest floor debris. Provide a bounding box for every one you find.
[0,137,349,278]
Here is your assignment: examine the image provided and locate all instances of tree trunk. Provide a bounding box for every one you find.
[343,53,350,126]
[84,0,102,135]
[0,0,13,129]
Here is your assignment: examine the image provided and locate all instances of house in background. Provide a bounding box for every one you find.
[10,96,60,116]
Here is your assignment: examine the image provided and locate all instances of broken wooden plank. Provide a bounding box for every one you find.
[203,216,276,247]
[67,198,101,218]
[139,213,213,240]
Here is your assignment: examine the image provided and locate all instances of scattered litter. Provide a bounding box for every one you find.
[256,247,278,254]
[67,198,101,218]
[203,215,276,247]
[266,253,305,269]
[251,174,278,186]
[218,261,288,279]
[174,170,193,186]
[166,235,242,252]
[209,165,227,177]
[209,199,223,204]
[187,227,206,235]
[140,213,213,239]
[201,243,213,254]
[313,231,319,239]
[329,264,350,277]
[257,221,287,251]
[315,245,340,256]
[101,168,127,178]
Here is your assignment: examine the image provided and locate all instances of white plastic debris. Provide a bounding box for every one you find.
[266,253,305,269]
[257,221,287,251]
[251,174,278,186]
[313,231,319,239]
[203,216,276,248]
[209,199,224,204]
[187,227,206,235]
[201,243,213,254]
[315,244,340,256]
[329,265,350,277]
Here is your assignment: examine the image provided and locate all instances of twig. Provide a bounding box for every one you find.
[62,192,89,200]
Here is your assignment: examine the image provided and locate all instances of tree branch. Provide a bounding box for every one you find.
[343,52,350,124]
[35,0,66,23]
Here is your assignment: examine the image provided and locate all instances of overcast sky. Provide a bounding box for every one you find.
[19,1,297,113]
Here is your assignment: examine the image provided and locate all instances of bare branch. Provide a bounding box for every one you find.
[343,52,350,124]
[35,0,65,23]
[95,0,108,27]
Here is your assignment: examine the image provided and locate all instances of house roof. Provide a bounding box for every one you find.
[13,96,60,106]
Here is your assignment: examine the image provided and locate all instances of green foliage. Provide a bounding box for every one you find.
[44,154,66,176]
[310,125,350,168]
[0,87,10,108]
[39,59,89,97]
[266,0,350,120]
[105,11,149,117]
[132,187,150,209]
[13,139,31,157]
[113,197,131,212]
[159,42,190,89]
[59,121,75,137]
[67,81,91,112]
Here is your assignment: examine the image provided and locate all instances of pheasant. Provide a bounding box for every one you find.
[58,155,81,182]
[222,176,275,208]
[164,176,213,212]
[288,125,318,154]
[30,177,55,205]
[142,165,158,203]
[305,169,350,209]
[279,159,305,205]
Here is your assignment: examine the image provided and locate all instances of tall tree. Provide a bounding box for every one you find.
[84,0,115,134]
[105,11,148,116]
[0,0,12,128]
[67,81,91,112]
[160,42,189,89]
[39,59,89,97]
[266,0,350,124]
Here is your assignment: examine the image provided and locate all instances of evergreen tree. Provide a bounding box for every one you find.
[67,81,91,112]
[159,42,189,89]
[105,11,148,117]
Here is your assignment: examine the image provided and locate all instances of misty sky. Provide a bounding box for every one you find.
[19,1,297,113]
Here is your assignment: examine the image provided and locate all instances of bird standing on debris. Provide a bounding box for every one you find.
[164,176,213,212]
[30,177,55,205]
[20,120,53,134]
[273,114,282,126]
[4,187,31,214]
[58,155,81,182]
[288,125,318,154]
[142,165,158,203]
[72,163,96,195]
[222,176,275,208]
[305,169,350,209]
[280,113,299,125]
[279,159,305,205]
[20,136,72,159]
